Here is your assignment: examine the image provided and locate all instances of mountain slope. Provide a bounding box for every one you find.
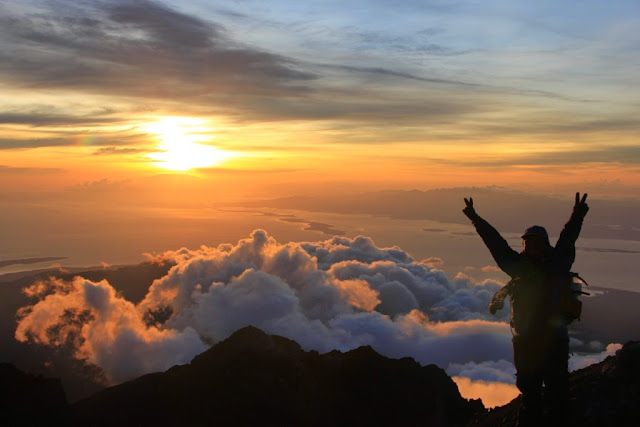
[472,340,640,426]
[72,326,483,426]
[0,363,69,425]
[3,328,639,426]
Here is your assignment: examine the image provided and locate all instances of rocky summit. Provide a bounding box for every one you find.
[472,340,640,426]
[0,363,69,425]
[72,326,482,426]
[3,327,639,426]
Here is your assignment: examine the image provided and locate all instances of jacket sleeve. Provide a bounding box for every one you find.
[554,210,586,270]
[468,214,522,277]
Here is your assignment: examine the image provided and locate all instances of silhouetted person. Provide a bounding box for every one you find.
[463,193,589,425]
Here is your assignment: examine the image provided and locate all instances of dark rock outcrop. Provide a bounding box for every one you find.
[0,363,69,426]
[72,326,483,426]
[472,341,640,426]
[3,328,639,426]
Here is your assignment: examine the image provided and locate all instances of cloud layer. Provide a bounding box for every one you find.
[16,230,512,384]
[0,0,313,102]
[5,0,636,149]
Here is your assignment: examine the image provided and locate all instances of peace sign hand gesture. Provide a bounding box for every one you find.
[462,197,478,220]
[573,192,589,218]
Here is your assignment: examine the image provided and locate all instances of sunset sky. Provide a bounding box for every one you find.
[2,1,639,410]
[1,0,639,199]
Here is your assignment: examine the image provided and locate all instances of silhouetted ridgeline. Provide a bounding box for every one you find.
[247,187,640,241]
[2,327,639,426]
[0,363,69,425]
[72,326,481,426]
[471,340,640,426]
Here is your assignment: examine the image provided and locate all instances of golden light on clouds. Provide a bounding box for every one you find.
[452,376,519,408]
[144,117,234,171]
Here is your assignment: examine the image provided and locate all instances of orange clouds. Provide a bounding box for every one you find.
[452,376,519,408]
[15,277,206,383]
[15,230,513,384]
[332,278,381,311]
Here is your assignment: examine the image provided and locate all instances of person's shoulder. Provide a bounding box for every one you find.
[550,244,574,263]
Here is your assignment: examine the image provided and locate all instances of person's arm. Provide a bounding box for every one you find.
[463,197,521,277]
[554,193,589,268]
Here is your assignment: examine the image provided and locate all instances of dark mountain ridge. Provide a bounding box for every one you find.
[72,326,482,426]
[3,326,638,426]
[473,339,640,426]
[0,363,69,425]
[246,187,640,241]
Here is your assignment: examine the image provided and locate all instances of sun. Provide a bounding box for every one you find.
[144,117,232,171]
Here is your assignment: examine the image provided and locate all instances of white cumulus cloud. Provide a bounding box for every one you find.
[16,230,518,384]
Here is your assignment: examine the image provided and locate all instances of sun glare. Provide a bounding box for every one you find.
[144,117,232,171]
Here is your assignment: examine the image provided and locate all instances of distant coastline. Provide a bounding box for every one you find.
[0,256,67,269]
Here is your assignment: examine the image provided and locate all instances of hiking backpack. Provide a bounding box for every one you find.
[489,271,590,324]
[562,272,590,323]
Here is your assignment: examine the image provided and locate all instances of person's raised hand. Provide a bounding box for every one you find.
[573,192,589,218]
[463,197,478,220]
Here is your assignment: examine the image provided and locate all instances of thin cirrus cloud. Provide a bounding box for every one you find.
[0,0,637,181]
[0,164,64,174]
[0,0,315,101]
[0,134,148,151]
[0,111,124,127]
[2,0,630,131]
[403,144,640,168]
[92,146,151,156]
[0,3,481,128]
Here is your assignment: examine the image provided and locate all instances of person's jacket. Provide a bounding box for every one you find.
[468,210,586,336]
